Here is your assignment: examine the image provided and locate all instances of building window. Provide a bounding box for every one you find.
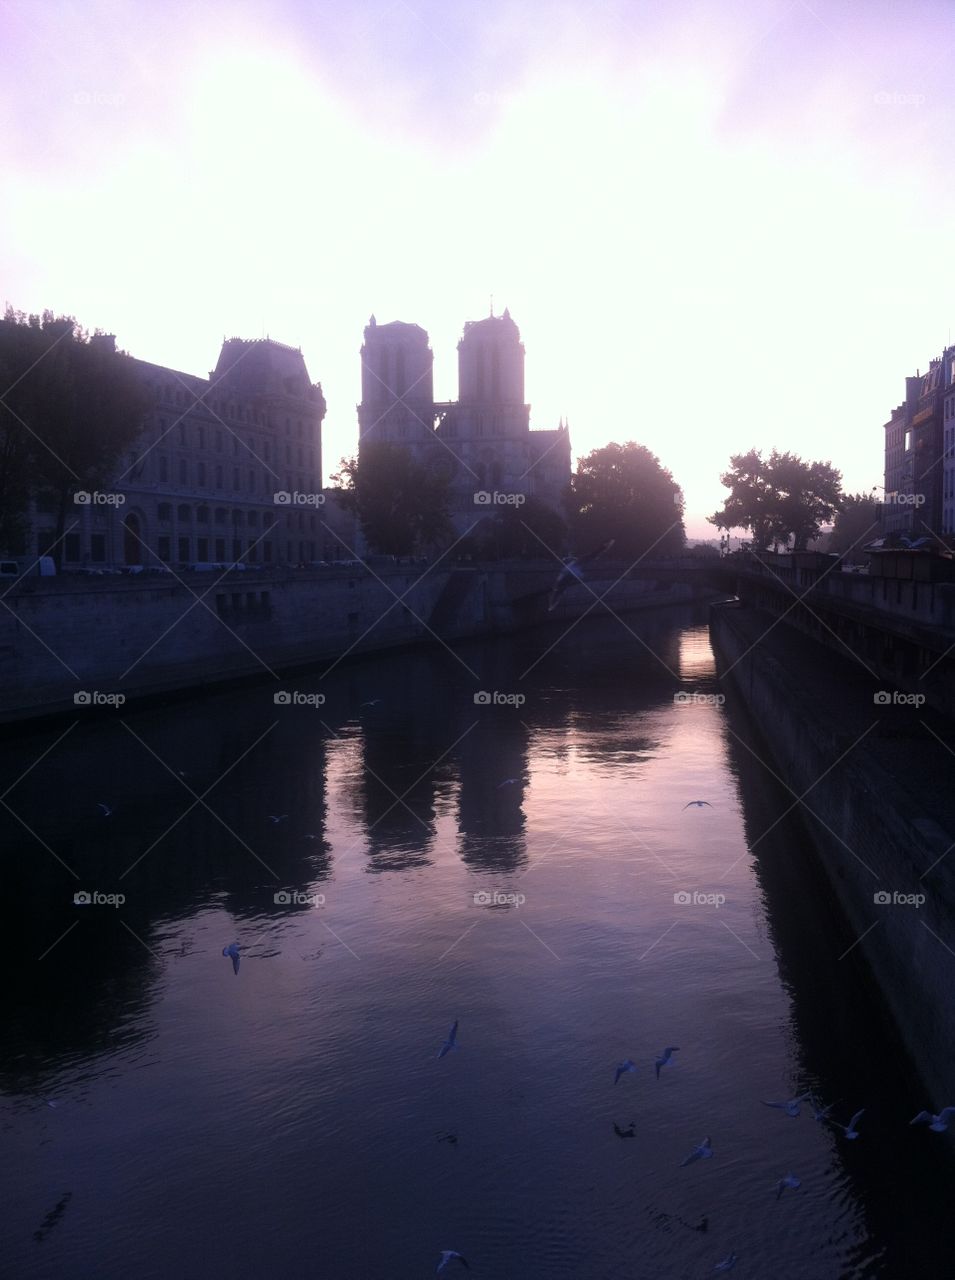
[248,510,258,527]
[179,459,187,484]
[178,537,190,561]
[90,533,106,562]
[215,537,225,559]
[215,465,223,488]
[64,533,81,562]
[158,503,171,522]
[159,456,168,482]
[197,537,209,560]
[198,461,207,486]
[178,504,191,522]
[197,506,209,523]
[157,536,170,562]
[264,540,272,562]
[216,429,223,451]
[178,422,186,444]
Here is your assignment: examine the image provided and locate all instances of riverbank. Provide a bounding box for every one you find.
[711,600,955,1111]
[0,562,720,725]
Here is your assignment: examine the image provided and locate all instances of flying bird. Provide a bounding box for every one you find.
[680,1136,713,1167]
[775,1173,801,1200]
[361,699,381,707]
[830,1108,865,1140]
[614,1059,637,1085]
[682,800,713,810]
[222,942,240,975]
[761,1091,811,1118]
[713,1254,738,1272]
[547,539,615,611]
[496,778,519,789]
[436,1250,470,1273]
[655,1046,680,1079]
[809,1094,835,1123]
[910,1107,955,1132]
[97,803,113,816]
[613,1121,636,1138]
[437,1021,459,1060]
[268,814,288,824]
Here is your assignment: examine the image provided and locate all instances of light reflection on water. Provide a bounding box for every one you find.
[1,606,953,1278]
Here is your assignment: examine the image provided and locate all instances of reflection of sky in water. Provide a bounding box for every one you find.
[0,610,951,1278]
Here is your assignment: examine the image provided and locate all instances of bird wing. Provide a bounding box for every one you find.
[761,1100,786,1109]
[448,1021,458,1044]
[848,1109,865,1129]
[939,1107,955,1120]
[910,1110,932,1125]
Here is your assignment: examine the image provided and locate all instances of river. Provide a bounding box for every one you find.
[2,603,953,1279]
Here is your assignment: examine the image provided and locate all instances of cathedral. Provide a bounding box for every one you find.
[357,310,572,536]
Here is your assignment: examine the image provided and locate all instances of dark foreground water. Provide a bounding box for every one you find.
[2,604,954,1279]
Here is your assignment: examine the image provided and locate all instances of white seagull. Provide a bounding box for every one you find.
[268,814,288,824]
[680,1135,713,1166]
[910,1107,955,1133]
[97,803,113,816]
[496,778,519,789]
[713,1254,738,1272]
[547,539,615,611]
[436,1251,469,1273]
[776,1172,801,1200]
[437,1020,459,1060]
[361,699,381,707]
[222,942,240,974]
[761,1091,811,1118]
[682,800,713,810]
[809,1094,835,1122]
[614,1059,637,1085]
[655,1046,680,1079]
[830,1108,865,1140]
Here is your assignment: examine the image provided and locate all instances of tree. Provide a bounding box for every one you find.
[462,495,567,560]
[0,308,148,563]
[568,441,684,558]
[331,442,453,556]
[828,492,880,556]
[709,448,843,551]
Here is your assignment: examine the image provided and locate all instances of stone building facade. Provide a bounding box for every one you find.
[358,310,572,537]
[29,336,331,569]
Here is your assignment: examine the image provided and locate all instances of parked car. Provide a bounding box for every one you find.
[0,556,56,577]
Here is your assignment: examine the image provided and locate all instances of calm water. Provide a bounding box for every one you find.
[3,605,954,1279]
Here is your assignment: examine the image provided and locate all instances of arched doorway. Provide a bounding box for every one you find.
[123,513,142,565]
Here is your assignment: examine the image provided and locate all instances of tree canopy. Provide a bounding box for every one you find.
[459,495,567,561]
[708,448,843,551]
[0,307,148,561]
[331,442,453,556]
[567,441,684,558]
[828,491,880,556]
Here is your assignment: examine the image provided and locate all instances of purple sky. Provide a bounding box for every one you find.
[3,0,955,537]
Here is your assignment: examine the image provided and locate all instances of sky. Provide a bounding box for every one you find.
[3,0,955,539]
